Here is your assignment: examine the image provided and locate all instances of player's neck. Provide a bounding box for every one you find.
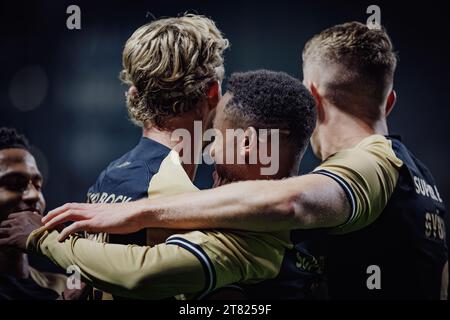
[142,127,178,149]
[0,248,30,278]
[318,112,383,160]
[142,124,199,181]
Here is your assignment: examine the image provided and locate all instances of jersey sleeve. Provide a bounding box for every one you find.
[27,228,206,299]
[26,227,289,299]
[164,230,290,299]
[313,135,403,234]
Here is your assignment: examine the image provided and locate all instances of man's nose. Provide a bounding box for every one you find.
[23,182,40,203]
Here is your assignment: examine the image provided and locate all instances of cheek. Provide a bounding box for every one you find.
[215,163,238,181]
[0,189,22,214]
[311,128,319,142]
[38,193,46,213]
[211,136,228,164]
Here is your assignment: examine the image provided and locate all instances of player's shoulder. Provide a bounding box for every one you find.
[320,134,403,170]
[387,136,436,179]
[387,136,445,206]
[348,134,399,161]
[108,137,171,173]
[90,138,171,188]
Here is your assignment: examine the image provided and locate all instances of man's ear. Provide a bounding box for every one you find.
[385,90,397,117]
[206,81,221,111]
[127,86,139,99]
[240,127,258,162]
[310,83,325,122]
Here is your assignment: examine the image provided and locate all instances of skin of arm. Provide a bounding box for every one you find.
[137,174,349,231]
[43,135,402,239]
[43,174,350,239]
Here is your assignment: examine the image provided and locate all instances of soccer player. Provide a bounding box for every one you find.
[77,14,228,299]
[85,14,228,247]
[1,70,318,299]
[0,128,67,300]
[41,22,448,299]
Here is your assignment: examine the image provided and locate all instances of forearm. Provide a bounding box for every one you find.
[26,228,206,299]
[135,179,295,232]
[135,174,349,232]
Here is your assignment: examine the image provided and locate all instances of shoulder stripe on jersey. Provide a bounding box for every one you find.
[166,236,216,299]
[312,169,357,225]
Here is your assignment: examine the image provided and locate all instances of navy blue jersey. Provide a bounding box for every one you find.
[235,238,325,300]
[87,137,171,245]
[325,136,447,299]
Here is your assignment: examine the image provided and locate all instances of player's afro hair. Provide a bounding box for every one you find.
[225,70,316,152]
[0,127,30,151]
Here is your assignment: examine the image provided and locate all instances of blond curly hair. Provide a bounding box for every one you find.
[120,14,229,128]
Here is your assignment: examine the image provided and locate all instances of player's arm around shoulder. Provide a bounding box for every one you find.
[304,134,403,234]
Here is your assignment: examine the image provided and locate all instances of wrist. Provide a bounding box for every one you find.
[129,199,156,229]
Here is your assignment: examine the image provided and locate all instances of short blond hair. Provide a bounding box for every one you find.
[303,22,397,122]
[120,14,229,127]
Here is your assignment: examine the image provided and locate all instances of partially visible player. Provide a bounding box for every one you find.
[80,14,228,299]
[85,13,229,248]
[0,128,67,300]
[2,70,319,299]
[42,22,447,299]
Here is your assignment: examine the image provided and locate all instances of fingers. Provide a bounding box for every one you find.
[43,203,90,224]
[44,210,89,230]
[0,227,10,237]
[0,237,12,246]
[0,228,15,247]
[58,221,91,242]
[0,220,10,228]
[0,219,18,228]
[7,211,36,219]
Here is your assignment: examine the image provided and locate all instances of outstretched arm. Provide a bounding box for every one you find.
[43,136,402,239]
[1,212,287,300]
[43,174,350,240]
[25,229,209,299]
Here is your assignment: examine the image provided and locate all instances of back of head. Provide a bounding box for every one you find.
[224,70,316,155]
[0,127,30,152]
[302,21,397,124]
[121,14,229,128]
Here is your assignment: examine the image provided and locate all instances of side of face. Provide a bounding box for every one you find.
[303,62,322,158]
[209,93,241,182]
[210,92,298,183]
[0,149,45,222]
[202,80,222,133]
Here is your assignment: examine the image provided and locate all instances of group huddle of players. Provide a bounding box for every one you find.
[0,14,447,300]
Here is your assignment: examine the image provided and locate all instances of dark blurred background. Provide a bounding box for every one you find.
[1,1,449,232]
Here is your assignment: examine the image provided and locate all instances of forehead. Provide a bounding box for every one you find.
[0,148,39,175]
